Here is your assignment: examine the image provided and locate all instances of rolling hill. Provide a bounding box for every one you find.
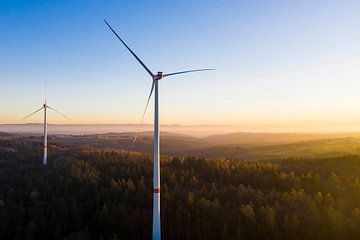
[3,131,360,160]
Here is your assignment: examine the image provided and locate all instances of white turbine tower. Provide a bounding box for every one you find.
[23,86,69,165]
[104,20,214,240]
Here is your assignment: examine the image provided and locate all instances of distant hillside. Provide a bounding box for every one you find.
[0,124,242,137]
[4,131,360,160]
[204,132,360,145]
[187,137,360,160]
[0,132,11,137]
[50,131,214,154]
[50,133,360,160]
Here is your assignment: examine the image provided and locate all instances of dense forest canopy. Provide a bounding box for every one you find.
[0,138,360,239]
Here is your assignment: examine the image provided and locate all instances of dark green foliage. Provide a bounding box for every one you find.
[0,139,360,239]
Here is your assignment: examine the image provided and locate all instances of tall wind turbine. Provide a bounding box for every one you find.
[23,85,69,165]
[104,20,214,240]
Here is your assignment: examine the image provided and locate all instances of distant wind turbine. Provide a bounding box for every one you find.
[23,84,69,165]
[104,19,215,240]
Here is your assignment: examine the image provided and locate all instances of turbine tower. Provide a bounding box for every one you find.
[23,86,69,165]
[104,19,214,240]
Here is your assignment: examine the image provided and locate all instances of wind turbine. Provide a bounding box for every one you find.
[23,85,69,165]
[104,20,214,240]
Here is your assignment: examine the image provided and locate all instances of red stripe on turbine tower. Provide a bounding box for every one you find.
[153,188,160,193]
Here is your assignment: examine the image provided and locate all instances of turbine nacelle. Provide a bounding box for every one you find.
[154,72,163,80]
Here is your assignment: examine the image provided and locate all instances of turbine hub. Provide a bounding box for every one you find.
[154,71,163,80]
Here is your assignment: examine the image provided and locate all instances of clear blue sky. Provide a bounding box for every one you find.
[1,0,360,131]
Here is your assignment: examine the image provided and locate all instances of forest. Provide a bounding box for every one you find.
[1,138,360,239]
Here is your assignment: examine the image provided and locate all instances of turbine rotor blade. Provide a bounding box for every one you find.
[163,68,215,78]
[104,19,154,77]
[23,107,44,120]
[140,80,155,123]
[133,80,155,144]
[132,132,139,145]
[47,106,70,120]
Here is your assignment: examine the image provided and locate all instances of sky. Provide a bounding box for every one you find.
[1,0,360,132]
